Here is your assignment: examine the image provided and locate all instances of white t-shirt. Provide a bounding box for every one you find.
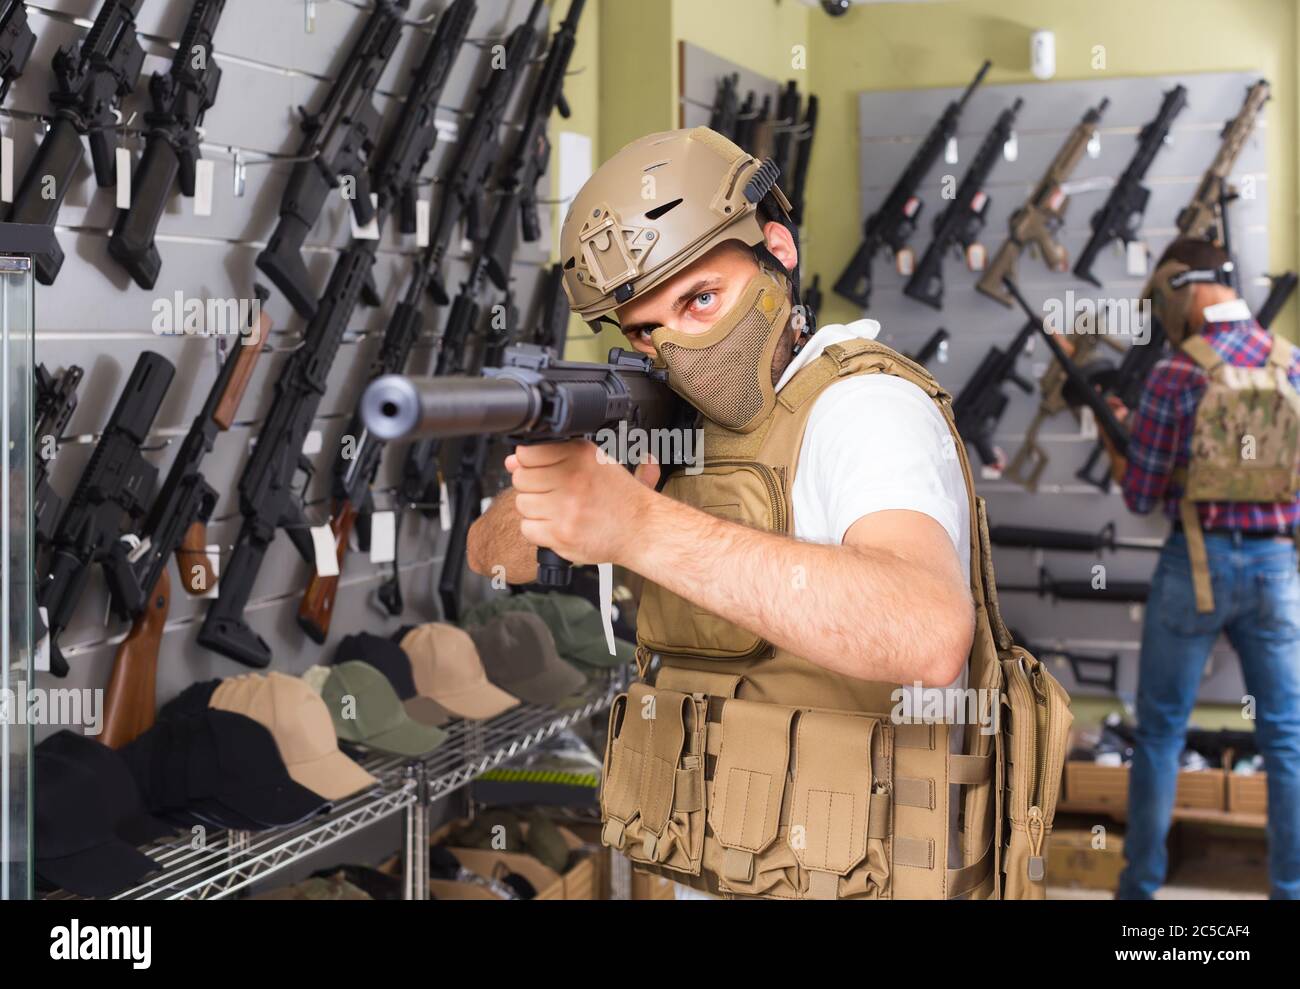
[674,320,972,898]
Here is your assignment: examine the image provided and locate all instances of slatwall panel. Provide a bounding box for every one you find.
[852,72,1271,703]
[12,0,567,722]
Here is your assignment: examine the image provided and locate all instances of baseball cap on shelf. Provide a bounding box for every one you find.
[467,612,586,705]
[34,732,172,897]
[333,632,419,699]
[253,873,373,900]
[463,592,635,671]
[122,709,329,830]
[399,623,520,720]
[210,672,377,801]
[321,661,448,757]
[156,679,221,723]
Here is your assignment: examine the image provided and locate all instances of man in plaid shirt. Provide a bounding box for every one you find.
[1113,239,1300,900]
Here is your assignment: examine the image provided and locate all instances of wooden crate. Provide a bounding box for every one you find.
[1228,772,1268,816]
[1174,768,1227,811]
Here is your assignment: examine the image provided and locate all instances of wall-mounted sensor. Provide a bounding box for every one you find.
[1031,29,1056,80]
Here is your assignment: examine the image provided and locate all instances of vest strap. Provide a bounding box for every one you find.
[1179,493,1217,613]
[1269,334,1295,371]
[893,836,934,869]
[894,777,934,810]
[949,751,993,785]
[1181,335,1224,374]
[947,841,995,900]
[869,789,891,840]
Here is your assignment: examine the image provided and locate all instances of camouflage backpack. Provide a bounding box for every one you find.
[1174,333,1300,611]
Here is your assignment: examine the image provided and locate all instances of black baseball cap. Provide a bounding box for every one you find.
[35,732,172,897]
[156,679,221,723]
[122,710,329,830]
[334,633,418,699]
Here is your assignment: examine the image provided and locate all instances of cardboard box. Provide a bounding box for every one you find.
[1174,768,1226,811]
[431,816,597,900]
[1064,762,1129,809]
[631,868,678,900]
[1047,827,1126,891]
[1227,771,1267,816]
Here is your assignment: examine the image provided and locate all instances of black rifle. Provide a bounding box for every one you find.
[108,0,228,289]
[360,344,687,587]
[951,320,1035,466]
[1257,271,1297,329]
[419,0,545,305]
[802,272,823,329]
[904,97,1023,310]
[907,328,949,368]
[38,352,174,677]
[34,364,84,545]
[1008,627,1120,694]
[1073,85,1188,287]
[772,81,802,179]
[835,60,990,308]
[7,0,145,285]
[0,0,36,104]
[990,522,1159,554]
[254,0,407,318]
[733,90,757,152]
[788,93,818,226]
[708,73,740,141]
[483,0,585,290]
[999,566,1149,604]
[532,262,570,351]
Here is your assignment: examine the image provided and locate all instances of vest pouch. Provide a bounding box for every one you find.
[637,462,786,661]
[1000,648,1072,900]
[708,699,889,899]
[598,682,705,876]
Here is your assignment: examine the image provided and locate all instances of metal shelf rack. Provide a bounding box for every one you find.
[45,675,624,901]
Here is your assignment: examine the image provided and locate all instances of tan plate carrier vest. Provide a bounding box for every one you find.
[599,339,1072,900]
[1173,334,1300,613]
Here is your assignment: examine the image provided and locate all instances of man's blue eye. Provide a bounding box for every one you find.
[696,292,715,307]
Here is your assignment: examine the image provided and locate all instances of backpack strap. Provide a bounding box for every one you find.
[1180,335,1224,375]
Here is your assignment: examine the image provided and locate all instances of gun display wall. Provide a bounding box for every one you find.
[14,0,584,731]
[843,71,1277,704]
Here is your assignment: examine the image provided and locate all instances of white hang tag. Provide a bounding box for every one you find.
[349,193,381,240]
[598,562,617,656]
[1003,131,1018,162]
[1,135,13,203]
[895,247,915,277]
[35,607,50,672]
[1087,131,1102,159]
[369,511,396,564]
[116,147,133,208]
[944,135,959,165]
[439,479,451,531]
[479,496,493,516]
[936,339,949,365]
[193,159,215,217]
[1079,405,1098,440]
[301,429,322,456]
[966,242,987,272]
[1125,240,1149,277]
[980,464,1004,481]
[415,199,431,247]
[201,544,221,599]
[310,525,339,577]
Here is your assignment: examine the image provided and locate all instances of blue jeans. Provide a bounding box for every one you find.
[1118,531,1300,900]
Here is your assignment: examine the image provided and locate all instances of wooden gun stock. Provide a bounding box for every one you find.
[215,327,267,427]
[176,519,214,594]
[101,570,170,749]
[297,499,358,644]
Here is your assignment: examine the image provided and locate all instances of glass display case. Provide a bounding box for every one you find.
[0,223,44,900]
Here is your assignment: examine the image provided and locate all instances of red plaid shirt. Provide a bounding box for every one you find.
[1121,318,1300,532]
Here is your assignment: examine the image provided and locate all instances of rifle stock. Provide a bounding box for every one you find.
[101,570,169,749]
[176,519,213,595]
[297,499,358,643]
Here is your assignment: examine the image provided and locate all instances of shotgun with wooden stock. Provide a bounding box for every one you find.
[100,298,271,748]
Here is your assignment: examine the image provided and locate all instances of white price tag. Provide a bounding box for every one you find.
[980,464,1004,481]
[193,158,215,217]
[1126,240,1149,277]
[201,544,221,599]
[415,199,430,247]
[302,429,322,456]
[1079,405,1098,440]
[349,193,381,240]
[479,496,493,516]
[310,524,339,577]
[369,511,396,564]
[1,135,13,203]
[116,147,133,209]
[35,607,50,673]
[439,479,451,531]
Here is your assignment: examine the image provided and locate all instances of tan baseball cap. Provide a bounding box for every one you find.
[210,672,377,802]
[399,624,520,721]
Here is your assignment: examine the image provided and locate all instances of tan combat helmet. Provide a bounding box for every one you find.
[559,127,794,329]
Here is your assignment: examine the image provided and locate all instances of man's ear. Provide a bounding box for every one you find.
[762,220,798,274]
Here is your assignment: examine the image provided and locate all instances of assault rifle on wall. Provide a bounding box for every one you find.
[999,566,1149,604]
[708,73,740,140]
[951,320,1036,467]
[990,522,1159,555]
[6,0,145,284]
[1073,85,1187,286]
[108,0,229,289]
[0,0,36,104]
[977,98,1108,307]
[903,97,1023,310]
[254,0,407,318]
[34,364,84,546]
[1007,627,1120,694]
[834,60,990,309]
[1257,271,1298,329]
[907,327,948,368]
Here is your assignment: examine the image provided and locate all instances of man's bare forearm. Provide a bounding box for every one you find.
[616,493,973,686]
[467,488,539,584]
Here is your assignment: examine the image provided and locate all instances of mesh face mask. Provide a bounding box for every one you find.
[649,269,793,432]
[1148,259,1234,345]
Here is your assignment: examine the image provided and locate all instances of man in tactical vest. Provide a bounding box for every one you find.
[468,128,1065,900]
[1106,238,1300,900]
